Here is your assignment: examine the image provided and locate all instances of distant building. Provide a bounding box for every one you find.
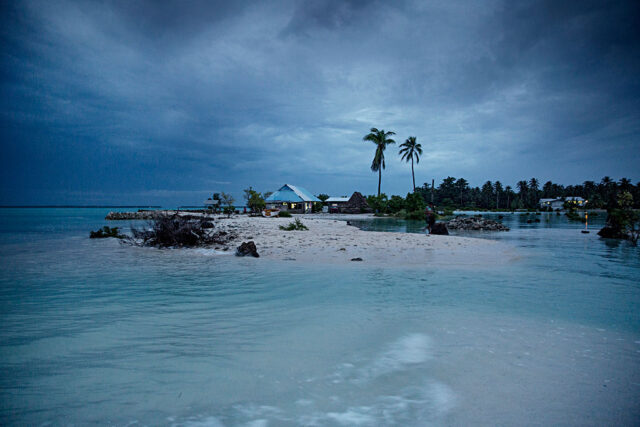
[539,196,586,210]
[265,184,320,213]
[204,193,221,211]
[326,196,350,213]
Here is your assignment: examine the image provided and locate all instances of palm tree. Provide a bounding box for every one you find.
[398,136,422,191]
[505,185,512,209]
[455,178,469,206]
[363,128,396,196]
[494,181,503,209]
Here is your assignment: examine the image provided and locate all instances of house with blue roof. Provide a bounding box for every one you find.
[265,184,320,214]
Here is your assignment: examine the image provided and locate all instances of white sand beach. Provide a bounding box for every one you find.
[213,215,516,267]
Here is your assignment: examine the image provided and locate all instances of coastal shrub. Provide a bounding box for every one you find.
[405,210,424,221]
[279,218,308,231]
[128,214,232,248]
[278,210,292,217]
[366,194,389,213]
[394,209,407,218]
[243,189,266,215]
[90,226,125,239]
[405,192,426,213]
[599,191,639,245]
[388,195,406,213]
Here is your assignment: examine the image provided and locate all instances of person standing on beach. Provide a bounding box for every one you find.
[425,202,436,233]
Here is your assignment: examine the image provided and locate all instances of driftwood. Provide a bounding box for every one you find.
[126,214,234,248]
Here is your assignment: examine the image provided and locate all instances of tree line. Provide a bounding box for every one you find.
[414,176,640,210]
[362,127,638,211]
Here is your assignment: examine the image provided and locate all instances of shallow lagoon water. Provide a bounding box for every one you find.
[1,209,639,425]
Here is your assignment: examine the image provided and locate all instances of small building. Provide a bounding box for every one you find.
[204,193,221,211]
[538,198,560,210]
[565,196,586,207]
[265,184,320,214]
[326,196,350,213]
[340,192,371,213]
[539,196,586,210]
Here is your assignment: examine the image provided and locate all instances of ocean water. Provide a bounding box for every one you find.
[1,209,639,426]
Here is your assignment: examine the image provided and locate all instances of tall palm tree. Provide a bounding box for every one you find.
[363,128,396,196]
[398,136,422,191]
[505,185,512,209]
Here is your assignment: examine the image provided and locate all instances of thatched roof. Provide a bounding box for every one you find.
[343,192,370,210]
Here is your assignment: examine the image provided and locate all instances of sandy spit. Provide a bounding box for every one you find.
[211,215,517,268]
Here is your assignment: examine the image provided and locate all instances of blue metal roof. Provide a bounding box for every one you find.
[265,184,320,202]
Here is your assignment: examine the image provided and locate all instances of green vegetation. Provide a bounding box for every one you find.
[90,226,125,239]
[413,176,639,211]
[398,136,423,191]
[363,128,396,197]
[279,218,308,231]
[317,194,330,202]
[365,191,425,220]
[243,188,266,214]
[601,191,639,245]
[220,192,235,217]
[278,211,292,217]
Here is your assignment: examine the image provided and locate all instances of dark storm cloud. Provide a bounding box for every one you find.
[1,0,639,206]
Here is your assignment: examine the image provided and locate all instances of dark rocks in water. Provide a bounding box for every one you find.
[498,215,504,219]
[236,241,259,257]
[350,257,363,261]
[430,222,449,235]
[534,218,541,223]
[202,221,214,229]
[446,216,509,231]
[581,230,590,234]
[597,226,627,239]
[526,219,533,223]
[90,226,125,239]
[106,211,160,220]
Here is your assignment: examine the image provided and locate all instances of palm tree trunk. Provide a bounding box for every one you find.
[411,158,415,192]
[378,168,381,197]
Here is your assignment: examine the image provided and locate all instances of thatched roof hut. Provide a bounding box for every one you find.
[341,192,371,213]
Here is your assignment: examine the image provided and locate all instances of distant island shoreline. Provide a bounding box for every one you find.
[0,205,162,209]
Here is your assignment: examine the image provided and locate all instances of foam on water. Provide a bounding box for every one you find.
[364,333,432,378]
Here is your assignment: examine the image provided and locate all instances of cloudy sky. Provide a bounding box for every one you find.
[1,0,639,206]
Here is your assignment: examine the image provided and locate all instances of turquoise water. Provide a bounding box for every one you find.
[1,209,639,425]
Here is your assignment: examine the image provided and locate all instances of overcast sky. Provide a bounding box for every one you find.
[1,0,639,206]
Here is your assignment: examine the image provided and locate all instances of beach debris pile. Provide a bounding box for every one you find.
[127,214,235,248]
[445,216,509,231]
[236,241,260,257]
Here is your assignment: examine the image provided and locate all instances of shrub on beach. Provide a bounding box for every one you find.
[279,218,308,231]
[278,211,292,218]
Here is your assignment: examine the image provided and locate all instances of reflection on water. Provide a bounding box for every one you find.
[0,209,639,425]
